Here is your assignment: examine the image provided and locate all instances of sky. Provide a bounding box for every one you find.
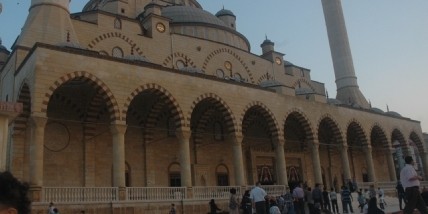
[0,0,427,132]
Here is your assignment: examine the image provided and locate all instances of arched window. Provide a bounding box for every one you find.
[168,116,176,137]
[114,18,122,29]
[112,47,123,58]
[214,122,223,141]
[216,164,229,186]
[169,163,181,187]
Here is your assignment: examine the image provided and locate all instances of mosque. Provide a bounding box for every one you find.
[0,0,426,213]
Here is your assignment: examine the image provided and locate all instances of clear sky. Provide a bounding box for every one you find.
[1,0,427,132]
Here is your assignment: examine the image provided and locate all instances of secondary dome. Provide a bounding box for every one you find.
[162,6,227,28]
[215,8,235,17]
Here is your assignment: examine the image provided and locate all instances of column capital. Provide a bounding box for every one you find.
[110,122,127,135]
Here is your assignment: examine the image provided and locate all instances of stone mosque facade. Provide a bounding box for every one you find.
[0,0,426,212]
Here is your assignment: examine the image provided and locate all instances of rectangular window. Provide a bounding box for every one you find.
[170,173,181,187]
[217,173,229,186]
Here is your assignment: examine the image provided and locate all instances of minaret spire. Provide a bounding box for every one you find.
[321,0,369,108]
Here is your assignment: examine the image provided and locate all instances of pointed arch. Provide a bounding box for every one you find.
[87,32,144,56]
[41,71,120,122]
[162,52,196,68]
[13,82,31,133]
[316,114,344,146]
[370,123,389,148]
[241,101,280,140]
[345,119,368,147]
[409,131,424,152]
[283,108,315,142]
[187,93,237,134]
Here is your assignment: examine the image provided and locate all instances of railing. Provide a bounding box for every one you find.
[43,187,118,202]
[127,187,186,201]
[42,185,286,203]
[193,186,241,200]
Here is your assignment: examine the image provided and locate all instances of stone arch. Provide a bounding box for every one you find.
[162,52,196,68]
[345,119,368,147]
[13,82,31,134]
[123,83,185,129]
[41,71,120,122]
[292,78,316,91]
[241,101,280,139]
[369,123,389,148]
[187,93,237,134]
[409,131,424,153]
[257,72,275,85]
[283,108,315,142]
[87,32,143,55]
[391,128,406,147]
[202,48,254,83]
[316,114,344,146]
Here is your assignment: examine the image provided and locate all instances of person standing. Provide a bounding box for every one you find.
[250,182,268,214]
[329,188,339,214]
[47,202,56,214]
[396,181,406,210]
[241,190,252,214]
[209,199,222,214]
[400,155,428,214]
[341,186,353,214]
[312,184,323,211]
[169,203,176,214]
[283,187,295,214]
[292,183,305,214]
[322,187,331,212]
[229,188,240,214]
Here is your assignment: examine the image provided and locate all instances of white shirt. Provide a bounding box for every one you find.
[400,164,420,188]
[250,186,267,203]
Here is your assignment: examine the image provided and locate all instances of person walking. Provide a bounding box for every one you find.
[250,182,268,214]
[330,188,339,214]
[322,187,331,213]
[400,156,428,214]
[396,181,406,210]
[229,188,240,214]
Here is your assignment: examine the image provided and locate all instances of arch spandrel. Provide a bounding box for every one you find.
[240,101,280,140]
[122,83,185,129]
[41,71,121,122]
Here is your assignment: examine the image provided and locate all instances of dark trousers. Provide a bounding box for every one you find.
[398,195,406,210]
[294,198,305,214]
[255,201,267,214]
[404,186,428,214]
[331,200,339,214]
[342,200,353,214]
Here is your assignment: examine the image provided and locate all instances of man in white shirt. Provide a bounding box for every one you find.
[400,156,428,214]
[250,182,267,214]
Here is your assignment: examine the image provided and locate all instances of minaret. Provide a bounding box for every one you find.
[321,0,369,108]
[14,0,78,48]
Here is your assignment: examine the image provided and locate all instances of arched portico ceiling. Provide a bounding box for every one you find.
[13,83,31,134]
[346,120,368,148]
[370,124,389,149]
[123,84,185,129]
[283,110,314,151]
[42,71,120,122]
[189,94,237,138]
[317,115,344,147]
[410,131,424,153]
[241,101,279,140]
[391,128,406,148]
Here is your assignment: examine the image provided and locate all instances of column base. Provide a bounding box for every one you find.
[29,185,43,202]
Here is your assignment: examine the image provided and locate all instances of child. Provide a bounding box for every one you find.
[357,191,365,213]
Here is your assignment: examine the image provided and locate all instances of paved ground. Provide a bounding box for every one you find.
[333,193,402,214]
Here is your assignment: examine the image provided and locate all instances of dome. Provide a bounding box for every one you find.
[179,66,204,74]
[215,8,235,17]
[260,80,282,88]
[162,6,228,28]
[295,88,314,95]
[386,111,402,117]
[371,107,385,114]
[124,55,151,63]
[261,38,274,46]
[327,98,342,105]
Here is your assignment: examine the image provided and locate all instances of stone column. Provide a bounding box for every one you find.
[110,123,127,188]
[340,144,352,181]
[177,129,192,187]
[420,151,428,180]
[29,115,47,202]
[10,133,26,180]
[311,141,323,184]
[275,139,288,186]
[231,135,245,186]
[0,116,9,171]
[363,145,376,182]
[386,147,397,181]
